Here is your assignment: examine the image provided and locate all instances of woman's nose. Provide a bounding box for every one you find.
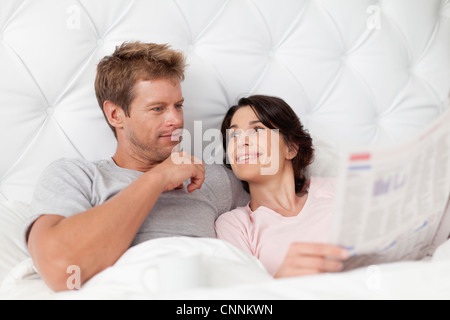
[237,131,252,147]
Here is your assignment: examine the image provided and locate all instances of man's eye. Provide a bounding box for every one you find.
[175,104,184,109]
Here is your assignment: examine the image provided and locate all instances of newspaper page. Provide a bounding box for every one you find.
[330,109,450,270]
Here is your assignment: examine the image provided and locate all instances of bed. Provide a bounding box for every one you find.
[1,0,450,300]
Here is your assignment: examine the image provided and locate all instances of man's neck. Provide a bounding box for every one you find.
[112,149,161,173]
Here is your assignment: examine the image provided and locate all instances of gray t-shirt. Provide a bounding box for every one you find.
[26,158,250,247]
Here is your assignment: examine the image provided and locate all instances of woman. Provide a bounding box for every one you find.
[215,95,349,278]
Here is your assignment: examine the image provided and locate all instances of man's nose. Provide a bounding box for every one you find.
[166,105,183,126]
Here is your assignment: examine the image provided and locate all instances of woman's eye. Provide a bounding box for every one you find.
[228,130,240,139]
[254,127,266,133]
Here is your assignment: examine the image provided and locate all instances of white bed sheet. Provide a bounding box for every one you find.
[0,201,30,284]
[2,236,450,300]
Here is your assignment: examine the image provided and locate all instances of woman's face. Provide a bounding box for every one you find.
[226,106,293,182]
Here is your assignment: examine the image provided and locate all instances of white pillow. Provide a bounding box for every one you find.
[307,137,342,178]
[0,201,30,283]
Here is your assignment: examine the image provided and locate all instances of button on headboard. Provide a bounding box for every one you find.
[0,0,449,203]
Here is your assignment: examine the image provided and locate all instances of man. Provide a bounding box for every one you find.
[25,42,249,292]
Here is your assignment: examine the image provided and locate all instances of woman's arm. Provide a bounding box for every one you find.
[215,211,253,256]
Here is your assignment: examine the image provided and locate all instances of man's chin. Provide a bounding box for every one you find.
[156,143,180,160]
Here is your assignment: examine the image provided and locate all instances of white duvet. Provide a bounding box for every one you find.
[1,236,450,300]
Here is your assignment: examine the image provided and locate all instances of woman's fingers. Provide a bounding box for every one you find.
[290,242,350,260]
[290,255,344,272]
[275,242,350,278]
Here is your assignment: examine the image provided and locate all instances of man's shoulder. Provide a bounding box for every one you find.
[41,158,121,184]
[203,164,250,210]
[203,164,230,183]
[203,163,242,190]
[204,163,227,174]
[49,157,93,167]
[44,157,99,175]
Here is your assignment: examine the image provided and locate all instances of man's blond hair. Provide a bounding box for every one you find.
[95,42,186,137]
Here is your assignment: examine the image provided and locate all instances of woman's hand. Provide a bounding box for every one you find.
[275,242,350,278]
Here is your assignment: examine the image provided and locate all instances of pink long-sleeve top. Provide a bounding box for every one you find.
[215,177,337,275]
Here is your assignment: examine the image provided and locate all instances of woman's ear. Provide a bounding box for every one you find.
[103,100,125,130]
[286,143,299,160]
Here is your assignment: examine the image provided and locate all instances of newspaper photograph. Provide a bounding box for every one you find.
[330,108,450,270]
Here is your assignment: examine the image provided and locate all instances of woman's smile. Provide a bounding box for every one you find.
[236,152,263,164]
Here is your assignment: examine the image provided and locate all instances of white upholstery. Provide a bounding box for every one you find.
[1,0,450,204]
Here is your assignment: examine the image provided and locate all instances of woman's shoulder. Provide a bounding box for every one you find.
[216,204,251,225]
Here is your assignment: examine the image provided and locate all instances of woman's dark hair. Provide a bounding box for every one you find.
[221,95,314,194]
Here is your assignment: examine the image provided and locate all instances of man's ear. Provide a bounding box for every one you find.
[103,101,125,130]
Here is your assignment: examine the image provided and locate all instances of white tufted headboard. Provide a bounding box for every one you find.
[1,0,449,204]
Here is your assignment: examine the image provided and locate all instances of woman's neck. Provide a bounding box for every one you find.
[248,167,308,217]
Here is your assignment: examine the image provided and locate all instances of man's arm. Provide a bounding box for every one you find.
[28,152,204,292]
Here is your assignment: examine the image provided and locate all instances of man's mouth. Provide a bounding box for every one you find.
[160,130,182,141]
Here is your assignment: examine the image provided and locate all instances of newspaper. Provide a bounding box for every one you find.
[330,108,450,270]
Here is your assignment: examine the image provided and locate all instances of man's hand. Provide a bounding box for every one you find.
[275,242,350,278]
[152,151,205,193]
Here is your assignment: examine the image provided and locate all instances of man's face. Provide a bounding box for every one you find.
[120,78,184,163]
